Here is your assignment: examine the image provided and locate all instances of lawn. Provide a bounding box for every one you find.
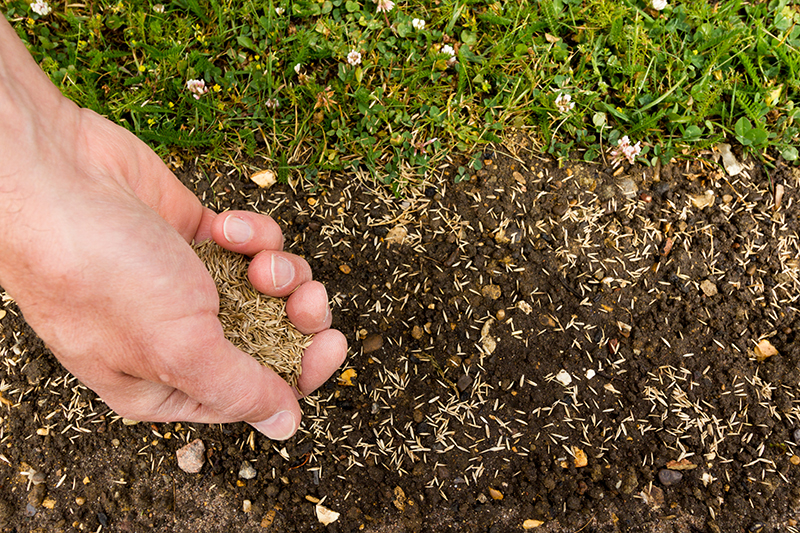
[6,0,800,186]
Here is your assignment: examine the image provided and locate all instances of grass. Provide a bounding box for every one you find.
[6,0,800,186]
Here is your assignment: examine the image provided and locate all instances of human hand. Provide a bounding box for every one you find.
[0,17,347,440]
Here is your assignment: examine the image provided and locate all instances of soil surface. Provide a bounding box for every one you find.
[1,139,799,533]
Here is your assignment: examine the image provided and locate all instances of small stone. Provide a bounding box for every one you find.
[666,458,697,470]
[481,284,501,300]
[488,488,503,500]
[639,191,653,203]
[658,468,683,486]
[572,447,588,468]
[617,178,638,198]
[723,194,733,203]
[790,455,800,466]
[97,512,108,527]
[495,309,506,321]
[315,503,340,525]
[260,509,277,529]
[585,369,596,380]
[338,368,357,386]
[243,500,252,513]
[516,301,532,314]
[41,498,56,509]
[339,264,351,274]
[754,339,778,362]
[362,334,383,353]
[794,428,800,442]
[24,503,36,517]
[700,279,718,297]
[75,496,86,506]
[718,143,743,176]
[523,519,545,529]
[176,438,206,474]
[690,190,715,209]
[393,486,407,511]
[476,493,488,504]
[457,374,473,392]
[250,169,277,189]
[385,225,407,246]
[121,418,140,426]
[555,369,572,386]
[552,204,569,217]
[239,462,257,480]
[512,171,526,184]
[27,484,46,507]
[30,471,46,485]
[411,326,424,340]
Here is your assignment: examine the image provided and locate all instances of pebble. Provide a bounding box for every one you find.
[411,325,424,340]
[617,178,638,198]
[523,519,545,529]
[176,438,206,474]
[481,284,502,300]
[362,334,383,353]
[794,428,800,442]
[239,461,257,480]
[243,500,252,513]
[27,484,46,507]
[30,471,46,485]
[700,279,718,297]
[457,374,473,392]
[790,455,800,466]
[488,488,503,500]
[658,468,683,486]
[555,369,572,386]
[75,496,86,506]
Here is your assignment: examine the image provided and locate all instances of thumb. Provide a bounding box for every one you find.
[165,333,303,440]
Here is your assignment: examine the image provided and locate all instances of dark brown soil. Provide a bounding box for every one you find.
[1,141,799,533]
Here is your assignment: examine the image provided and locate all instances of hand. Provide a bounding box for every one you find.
[0,17,347,440]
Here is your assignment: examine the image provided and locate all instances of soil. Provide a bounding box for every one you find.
[1,138,799,533]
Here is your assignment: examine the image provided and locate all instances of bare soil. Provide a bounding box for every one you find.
[1,141,799,533]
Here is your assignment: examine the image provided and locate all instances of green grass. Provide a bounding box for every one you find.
[6,0,800,185]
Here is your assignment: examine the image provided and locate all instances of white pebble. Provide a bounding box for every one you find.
[585,369,596,380]
[555,369,572,386]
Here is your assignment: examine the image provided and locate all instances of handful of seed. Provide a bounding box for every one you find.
[193,240,312,388]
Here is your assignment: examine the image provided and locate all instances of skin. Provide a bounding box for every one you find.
[0,17,347,440]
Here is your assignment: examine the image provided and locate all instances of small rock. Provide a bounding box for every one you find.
[481,284,501,300]
[315,503,340,525]
[250,169,277,189]
[339,264,351,274]
[27,484,46,507]
[393,486,407,511]
[512,171,526,184]
[41,498,56,510]
[552,204,569,217]
[585,369,596,380]
[572,447,588,468]
[791,455,800,465]
[239,462,257,480]
[24,503,36,517]
[338,368,357,386]
[75,496,86,506]
[639,191,653,203]
[261,509,277,528]
[385,225,408,246]
[700,279,718,297]
[516,301,532,314]
[362,334,383,353]
[488,488,503,500]
[121,418,140,426]
[555,369,572,386]
[794,428,800,442]
[658,468,683,486]
[495,309,506,321]
[411,325,424,340]
[754,339,778,362]
[666,458,698,471]
[523,519,545,529]
[457,374,473,392]
[690,190,715,209]
[30,471,46,485]
[243,500,252,513]
[617,178,638,198]
[97,512,108,527]
[722,194,734,203]
[176,438,206,474]
[480,320,497,355]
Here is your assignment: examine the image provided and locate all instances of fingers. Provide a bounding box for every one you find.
[295,329,348,396]
[247,251,313,298]
[211,210,284,255]
[286,281,332,334]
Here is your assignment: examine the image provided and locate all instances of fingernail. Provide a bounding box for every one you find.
[223,216,252,244]
[271,255,294,291]
[251,410,296,441]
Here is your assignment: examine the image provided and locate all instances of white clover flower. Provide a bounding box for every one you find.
[651,0,668,10]
[441,44,455,57]
[152,4,165,13]
[554,92,575,113]
[294,63,302,75]
[275,7,285,15]
[265,98,280,109]
[610,135,642,167]
[412,18,426,31]
[374,0,394,13]
[186,79,208,100]
[347,50,362,66]
[30,0,51,16]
